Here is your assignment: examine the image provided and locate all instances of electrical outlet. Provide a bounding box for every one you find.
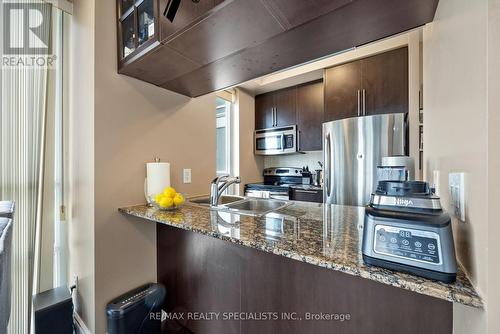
[183,168,192,184]
[448,173,466,222]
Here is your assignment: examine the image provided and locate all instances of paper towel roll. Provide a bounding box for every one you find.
[145,162,171,202]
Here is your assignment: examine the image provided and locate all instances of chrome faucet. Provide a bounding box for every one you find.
[210,175,241,207]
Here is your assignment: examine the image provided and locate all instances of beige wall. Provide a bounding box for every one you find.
[423,0,499,332]
[93,1,216,333]
[487,1,500,333]
[71,0,218,332]
[69,0,96,330]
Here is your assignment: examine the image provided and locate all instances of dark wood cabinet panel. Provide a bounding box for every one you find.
[255,93,275,129]
[158,225,453,334]
[324,60,362,122]
[289,187,323,203]
[264,0,352,29]
[274,87,297,127]
[324,47,408,122]
[362,47,408,115]
[118,43,201,85]
[159,0,222,42]
[297,81,323,151]
[166,0,284,65]
[118,0,438,97]
[255,87,297,130]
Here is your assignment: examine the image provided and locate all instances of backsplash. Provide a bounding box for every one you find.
[263,151,323,170]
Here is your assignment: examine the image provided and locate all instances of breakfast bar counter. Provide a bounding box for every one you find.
[120,200,484,333]
[119,201,481,308]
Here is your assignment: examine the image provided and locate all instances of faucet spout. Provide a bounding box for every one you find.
[210,175,241,207]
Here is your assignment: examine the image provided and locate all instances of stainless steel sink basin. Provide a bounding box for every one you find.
[216,198,290,217]
[189,195,244,206]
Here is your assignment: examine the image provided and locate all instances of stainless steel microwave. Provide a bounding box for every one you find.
[254,125,297,155]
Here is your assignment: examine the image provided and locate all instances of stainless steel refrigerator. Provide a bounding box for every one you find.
[323,113,407,206]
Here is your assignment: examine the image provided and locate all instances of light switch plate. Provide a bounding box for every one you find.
[183,168,192,184]
[448,172,466,222]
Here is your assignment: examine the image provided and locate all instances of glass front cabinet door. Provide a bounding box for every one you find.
[118,0,158,61]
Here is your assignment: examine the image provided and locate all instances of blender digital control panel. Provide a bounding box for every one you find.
[373,225,442,265]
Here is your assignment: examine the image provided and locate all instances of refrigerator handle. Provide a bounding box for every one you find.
[325,132,332,199]
[297,130,301,151]
[357,90,361,117]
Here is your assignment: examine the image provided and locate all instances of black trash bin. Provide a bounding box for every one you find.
[106,283,166,334]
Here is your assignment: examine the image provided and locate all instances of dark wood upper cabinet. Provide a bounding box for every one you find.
[255,81,323,151]
[255,87,297,130]
[255,92,275,130]
[324,47,408,122]
[297,81,323,151]
[274,87,297,127]
[324,60,362,122]
[117,0,438,97]
[362,47,408,116]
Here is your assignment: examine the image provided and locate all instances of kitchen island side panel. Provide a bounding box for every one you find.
[157,224,452,334]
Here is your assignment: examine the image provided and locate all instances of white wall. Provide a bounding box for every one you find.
[264,151,323,171]
[423,0,499,332]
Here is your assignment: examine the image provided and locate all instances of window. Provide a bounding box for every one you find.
[216,96,231,175]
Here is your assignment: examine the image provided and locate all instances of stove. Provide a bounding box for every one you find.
[245,167,303,200]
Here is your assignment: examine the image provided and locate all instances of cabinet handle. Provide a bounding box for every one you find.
[357,90,361,117]
[295,189,319,194]
[272,108,276,127]
[274,107,278,126]
[362,89,366,116]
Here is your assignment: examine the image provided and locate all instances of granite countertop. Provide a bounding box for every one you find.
[119,201,482,308]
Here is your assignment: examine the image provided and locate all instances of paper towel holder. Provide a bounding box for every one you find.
[145,158,171,206]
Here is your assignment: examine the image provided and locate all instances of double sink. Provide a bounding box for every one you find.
[189,195,291,217]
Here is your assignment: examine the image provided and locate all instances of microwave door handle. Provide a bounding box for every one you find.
[281,134,285,152]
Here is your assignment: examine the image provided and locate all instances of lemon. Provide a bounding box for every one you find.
[163,187,177,198]
[159,197,174,208]
[154,193,164,203]
[173,194,185,206]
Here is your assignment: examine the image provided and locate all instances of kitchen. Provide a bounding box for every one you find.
[1,0,498,333]
[106,0,486,332]
[117,32,469,332]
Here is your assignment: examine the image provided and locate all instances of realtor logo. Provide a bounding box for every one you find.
[2,2,52,55]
